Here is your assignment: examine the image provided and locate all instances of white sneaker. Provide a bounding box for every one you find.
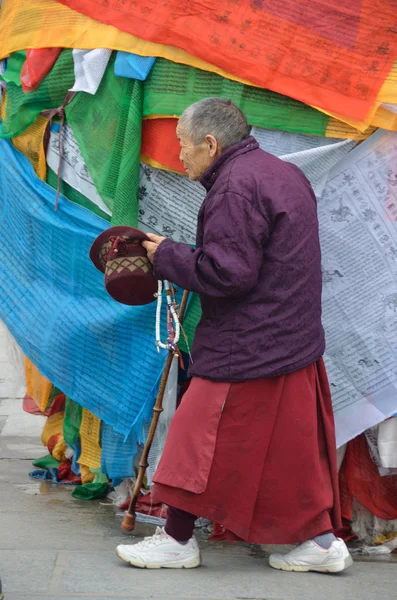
[116,526,201,569]
[269,539,353,573]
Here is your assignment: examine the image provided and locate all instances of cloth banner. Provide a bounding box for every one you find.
[24,357,53,413]
[318,130,397,445]
[12,115,48,180]
[78,408,102,470]
[63,396,82,448]
[178,294,201,356]
[339,435,397,521]
[0,139,178,437]
[72,468,108,499]
[41,412,64,447]
[47,124,112,220]
[66,52,142,227]
[1,2,396,132]
[33,454,61,470]
[70,48,112,95]
[80,464,96,484]
[63,396,82,474]
[21,48,62,92]
[47,166,110,222]
[384,103,397,115]
[115,52,156,81]
[30,454,82,484]
[72,480,108,499]
[58,0,397,121]
[378,417,397,468]
[1,51,25,86]
[101,424,139,480]
[29,464,81,485]
[23,391,65,417]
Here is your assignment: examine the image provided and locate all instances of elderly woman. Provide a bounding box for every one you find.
[116,98,352,573]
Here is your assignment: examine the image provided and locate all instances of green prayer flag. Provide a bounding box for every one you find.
[179,293,201,353]
[144,59,329,136]
[66,53,142,227]
[0,50,26,86]
[0,49,75,139]
[71,467,108,500]
[63,397,82,448]
[32,454,61,470]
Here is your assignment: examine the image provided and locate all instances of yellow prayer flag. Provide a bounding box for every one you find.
[78,408,102,470]
[11,116,48,180]
[24,357,53,413]
[41,411,64,447]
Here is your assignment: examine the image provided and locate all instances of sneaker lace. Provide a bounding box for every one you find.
[137,527,167,549]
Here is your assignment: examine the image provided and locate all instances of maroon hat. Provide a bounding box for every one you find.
[90,226,157,306]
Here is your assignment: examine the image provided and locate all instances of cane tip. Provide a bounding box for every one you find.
[121,513,136,532]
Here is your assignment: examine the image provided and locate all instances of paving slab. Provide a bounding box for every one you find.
[0,551,56,594]
[0,399,44,438]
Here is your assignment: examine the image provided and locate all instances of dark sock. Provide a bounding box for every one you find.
[312,531,337,549]
[165,528,190,545]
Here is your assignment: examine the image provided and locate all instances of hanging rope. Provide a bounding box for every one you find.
[41,91,77,211]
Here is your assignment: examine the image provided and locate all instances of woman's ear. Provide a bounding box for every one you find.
[205,134,218,158]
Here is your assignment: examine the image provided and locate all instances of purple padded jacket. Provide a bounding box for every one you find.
[153,136,325,381]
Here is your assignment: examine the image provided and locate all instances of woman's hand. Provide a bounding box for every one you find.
[142,233,166,263]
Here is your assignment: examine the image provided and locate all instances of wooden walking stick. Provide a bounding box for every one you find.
[121,288,190,532]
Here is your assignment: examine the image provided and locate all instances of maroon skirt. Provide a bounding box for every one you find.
[152,359,341,544]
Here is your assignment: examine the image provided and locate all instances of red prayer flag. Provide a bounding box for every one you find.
[57,0,397,120]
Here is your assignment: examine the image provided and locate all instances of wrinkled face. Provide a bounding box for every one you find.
[176,124,220,181]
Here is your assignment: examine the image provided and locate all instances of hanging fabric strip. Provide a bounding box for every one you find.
[78,408,102,470]
[69,48,112,94]
[0,138,181,436]
[11,115,48,180]
[66,52,142,227]
[114,52,156,81]
[21,48,62,93]
[24,357,53,413]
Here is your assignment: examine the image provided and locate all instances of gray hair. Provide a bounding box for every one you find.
[179,98,250,149]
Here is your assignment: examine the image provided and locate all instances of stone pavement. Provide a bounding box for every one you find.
[1,384,397,599]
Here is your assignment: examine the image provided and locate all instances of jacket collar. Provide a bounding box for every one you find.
[199,136,259,192]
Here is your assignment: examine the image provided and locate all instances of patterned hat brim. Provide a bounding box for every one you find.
[89,226,150,273]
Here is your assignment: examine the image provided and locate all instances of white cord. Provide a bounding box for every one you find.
[155,280,181,351]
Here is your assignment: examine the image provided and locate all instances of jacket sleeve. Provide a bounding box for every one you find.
[152,191,270,298]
